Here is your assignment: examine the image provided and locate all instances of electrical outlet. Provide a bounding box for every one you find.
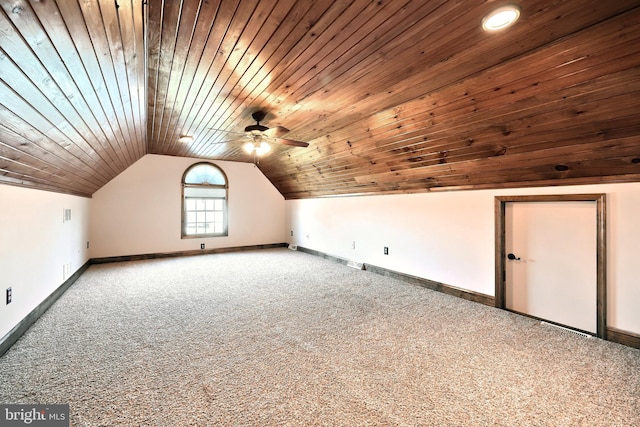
[200,243,205,250]
[290,230,293,236]
[352,241,356,249]
[6,287,11,305]
[384,246,389,255]
[86,241,90,249]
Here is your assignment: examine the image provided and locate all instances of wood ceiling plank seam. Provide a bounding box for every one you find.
[290,65,640,169]
[202,0,428,156]
[188,0,308,158]
[159,0,246,157]
[385,25,640,131]
[202,0,321,119]
[0,90,107,179]
[248,3,488,155]
[148,0,180,146]
[82,0,138,163]
[153,0,201,152]
[162,2,283,157]
[285,0,453,111]
[0,106,109,191]
[0,5,123,179]
[0,134,109,191]
[163,0,250,153]
[158,0,217,152]
[185,0,280,145]
[281,170,640,199]
[31,0,131,173]
[52,0,134,169]
[148,0,185,149]
[0,170,94,197]
[273,117,640,186]
[183,0,328,159]
[276,22,640,167]
[114,0,146,160]
[261,0,412,110]
[170,2,265,152]
[138,0,149,154]
[217,0,377,137]
[185,0,348,155]
[274,4,495,136]
[0,48,124,181]
[189,0,368,150]
[347,135,640,185]
[22,3,132,176]
[96,0,142,162]
[159,0,243,149]
[374,113,640,171]
[248,0,384,104]
[0,154,93,193]
[276,1,640,147]
[188,0,305,152]
[145,0,166,147]
[266,112,637,186]
[185,2,316,156]
[0,69,115,186]
[77,0,139,166]
[271,106,640,184]
[373,127,640,180]
[168,0,276,155]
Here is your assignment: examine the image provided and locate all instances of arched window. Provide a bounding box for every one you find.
[182,162,228,238]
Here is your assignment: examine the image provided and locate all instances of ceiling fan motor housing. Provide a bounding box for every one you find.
[245,111,269,132]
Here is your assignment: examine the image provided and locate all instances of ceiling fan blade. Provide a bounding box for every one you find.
[271,137,309,148]
[263,126,290,138]
[206,128,245,136]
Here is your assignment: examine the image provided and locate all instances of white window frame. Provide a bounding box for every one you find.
[181,162,228,238]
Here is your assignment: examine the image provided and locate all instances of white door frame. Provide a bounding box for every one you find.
[495,194,607,339]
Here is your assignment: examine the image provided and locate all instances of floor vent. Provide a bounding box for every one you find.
[541,321,592,338]
[347,260,364,270]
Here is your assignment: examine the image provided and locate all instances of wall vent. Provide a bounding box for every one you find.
[541,321,592,339]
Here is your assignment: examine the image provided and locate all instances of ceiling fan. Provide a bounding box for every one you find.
[212,111,309,157]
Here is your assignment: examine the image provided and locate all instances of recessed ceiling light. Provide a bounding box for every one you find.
[178,135,194,143]
[482,5,521,32]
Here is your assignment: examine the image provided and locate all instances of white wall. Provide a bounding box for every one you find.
[0,184,90,339]
[89,154,286,258]
[286,182,640,335]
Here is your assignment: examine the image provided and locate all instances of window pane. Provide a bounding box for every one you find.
[184,163,226,185]
[182,164,228,238]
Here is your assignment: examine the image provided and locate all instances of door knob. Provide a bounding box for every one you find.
[507,253,521,261]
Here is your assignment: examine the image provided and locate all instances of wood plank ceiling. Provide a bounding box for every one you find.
[1,0,639,199]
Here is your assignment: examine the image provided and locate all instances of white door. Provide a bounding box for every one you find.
[504,201,597,333]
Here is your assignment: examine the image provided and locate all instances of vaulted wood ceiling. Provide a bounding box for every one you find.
[1,0,639,199]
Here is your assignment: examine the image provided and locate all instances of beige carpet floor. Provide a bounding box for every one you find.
[0,248,638,426]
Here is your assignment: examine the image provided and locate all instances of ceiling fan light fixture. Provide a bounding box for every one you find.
[178,135,194,143]
[482,5,521,32]
[243,141,271,156]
